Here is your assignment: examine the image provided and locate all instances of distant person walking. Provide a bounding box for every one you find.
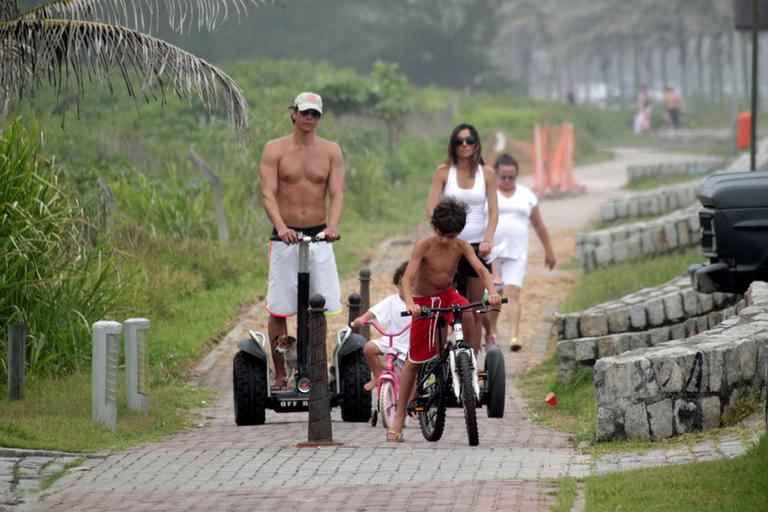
[259,91,345,389]
[426,123,498,351]
[663,86,683,129]
[634,84,651,134]
[491,153,555,352]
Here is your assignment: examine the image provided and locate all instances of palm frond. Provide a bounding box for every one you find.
[1,0,19,21]
[0,19,249,142]
[20,0,278,33]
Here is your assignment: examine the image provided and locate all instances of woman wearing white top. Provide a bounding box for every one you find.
[492,153,555,352]
[426,123,498,352]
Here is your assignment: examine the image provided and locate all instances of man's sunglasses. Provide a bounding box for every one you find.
[454,135,478,146]
[298,109,322,119]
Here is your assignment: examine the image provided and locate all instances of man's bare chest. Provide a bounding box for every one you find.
[277,153,330,185]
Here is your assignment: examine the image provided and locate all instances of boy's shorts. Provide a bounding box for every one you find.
[409,287,468,363]
[265,229,342,316]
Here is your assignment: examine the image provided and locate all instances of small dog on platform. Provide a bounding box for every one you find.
[274,334,298,388]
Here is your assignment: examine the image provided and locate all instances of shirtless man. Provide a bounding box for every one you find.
[259,91,345,388]
[386,197,501,442]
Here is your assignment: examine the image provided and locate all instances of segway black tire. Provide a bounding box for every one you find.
[340,350,371,422]
[233,351,267,425]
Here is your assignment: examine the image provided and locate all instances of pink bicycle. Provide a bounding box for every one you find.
[363,320,410,429]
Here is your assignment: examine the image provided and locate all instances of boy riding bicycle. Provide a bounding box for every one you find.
[351,261,410,391]
[387,197,501,442]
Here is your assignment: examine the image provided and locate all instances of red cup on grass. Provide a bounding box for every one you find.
[544,392,557,407]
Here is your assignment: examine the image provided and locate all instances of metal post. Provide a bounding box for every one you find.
[7,324,26,400]
[92,321,121,430]
[297,234,311,380]
[124,318,150,412]
[307,294,333,443]
[751,0,760,170]
[359,268,371,341]
[347,293,362,336]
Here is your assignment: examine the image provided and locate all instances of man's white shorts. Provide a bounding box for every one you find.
[266,240,342,316]
[497,256,527,288]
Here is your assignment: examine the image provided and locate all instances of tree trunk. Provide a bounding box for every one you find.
[633,37,641,97]
[742,32,750,103]
[617,44,627,103]
[713,33,724,100]
[678,29,689,98]
[696,33,705,96]
[660,45,669,89]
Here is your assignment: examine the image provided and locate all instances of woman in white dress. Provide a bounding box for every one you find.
[426,123,498,352]
[492,153,556,352]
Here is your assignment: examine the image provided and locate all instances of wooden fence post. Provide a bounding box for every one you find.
[188,148,229,246]
[307,294,333,443]
[359,269,371,341]
[7,324,26,400]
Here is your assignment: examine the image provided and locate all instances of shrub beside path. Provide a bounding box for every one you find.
[14,148,759,512]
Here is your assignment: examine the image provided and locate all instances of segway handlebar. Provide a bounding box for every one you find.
[269,231,341,243]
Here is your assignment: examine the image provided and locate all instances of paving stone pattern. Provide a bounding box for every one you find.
[594,281,768,442]
[0,450,81,509]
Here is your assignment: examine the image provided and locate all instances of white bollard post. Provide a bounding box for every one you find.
[92,321,121,430]
[124,318,150,412]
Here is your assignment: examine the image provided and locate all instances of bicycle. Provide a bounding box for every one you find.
[361,320,410,429]
[403,298,507,446]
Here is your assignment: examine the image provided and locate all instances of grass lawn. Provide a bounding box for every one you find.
[584,435,768,512]
[624,172,711,191]
[561,248,702,313]
[0,372,215,453]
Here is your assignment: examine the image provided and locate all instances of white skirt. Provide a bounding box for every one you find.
[496,256,527,288]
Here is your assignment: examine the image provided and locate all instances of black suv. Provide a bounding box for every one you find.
[689,171,768,294]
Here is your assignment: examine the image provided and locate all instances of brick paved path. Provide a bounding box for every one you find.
[7,148,757,512]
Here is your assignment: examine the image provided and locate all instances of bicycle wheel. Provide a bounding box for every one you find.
[416,359,446,442]
[379,380,397,429]
[457,351,479,446]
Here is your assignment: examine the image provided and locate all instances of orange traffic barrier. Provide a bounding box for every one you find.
[532,122,584,198]
[737,111,751,150]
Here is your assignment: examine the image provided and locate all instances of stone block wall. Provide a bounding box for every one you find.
[599,182,699,223]
[655,129,731,148]
[575,205,700,273]
[555,275,739,380]
[626,160,726,185]
[593,281,768,442]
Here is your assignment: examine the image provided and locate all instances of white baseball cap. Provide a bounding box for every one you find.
[293,92,323,114]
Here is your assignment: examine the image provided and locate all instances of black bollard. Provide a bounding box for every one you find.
[307,294,333,443]
[7,324,26,400]
[359,268,371,341]
[347,293,362,335]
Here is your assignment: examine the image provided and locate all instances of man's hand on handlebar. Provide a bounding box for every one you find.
[407,303,422,318]
[277,227,299,245]
[322,226,340,242]
[487,292,502,307]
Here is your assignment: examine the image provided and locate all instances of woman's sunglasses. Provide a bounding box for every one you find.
[454,136,478,146]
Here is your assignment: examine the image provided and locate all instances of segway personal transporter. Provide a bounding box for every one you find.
[233,231,371,425]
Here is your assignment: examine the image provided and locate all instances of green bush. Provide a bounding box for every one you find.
[0,120,120,379]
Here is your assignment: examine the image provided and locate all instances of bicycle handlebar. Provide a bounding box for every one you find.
[399,298,508,317]
[362,319,411,337]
